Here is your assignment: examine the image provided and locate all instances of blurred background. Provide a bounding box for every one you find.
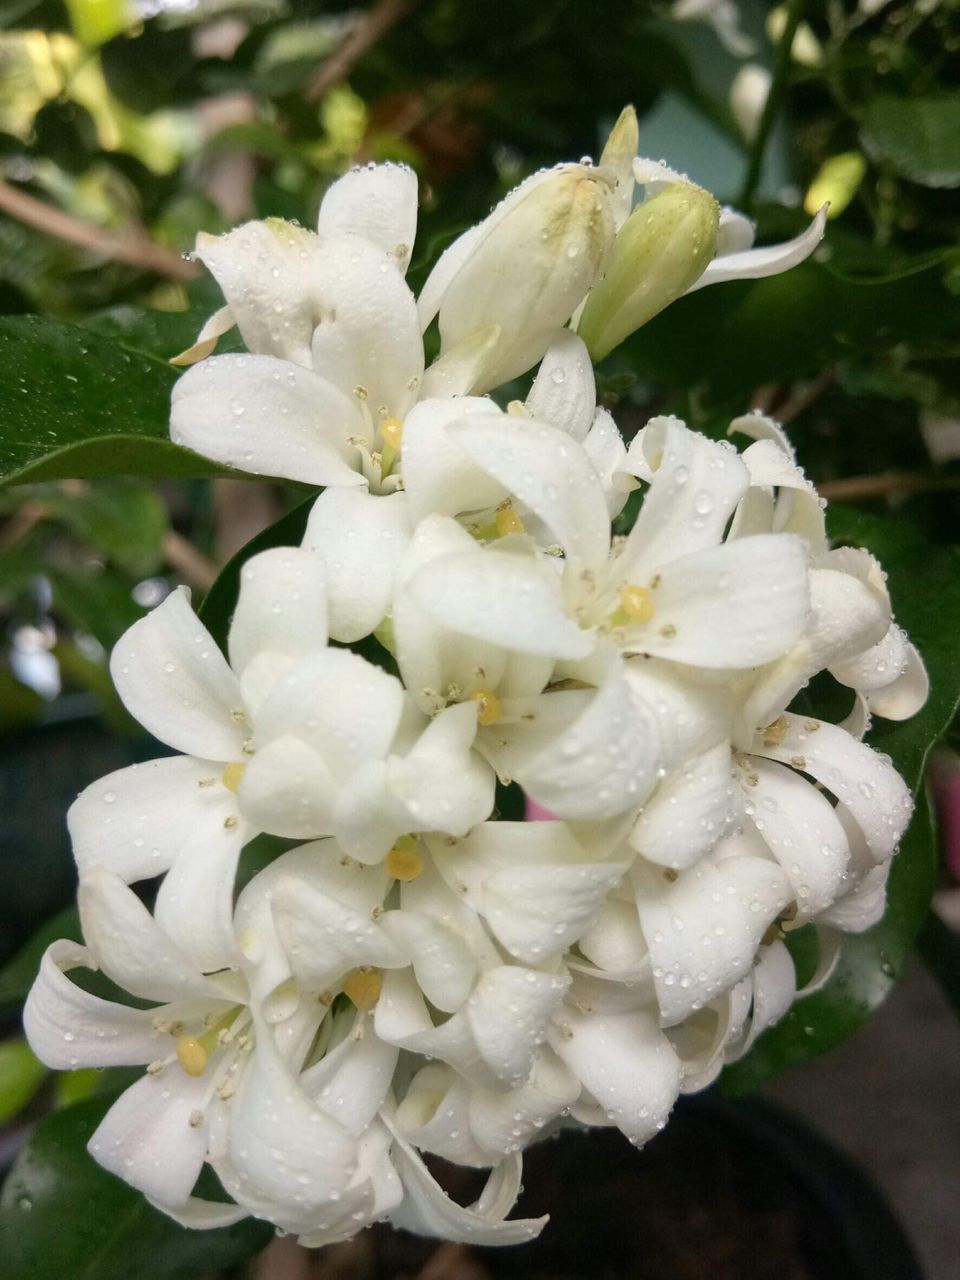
[0,0,958,1276]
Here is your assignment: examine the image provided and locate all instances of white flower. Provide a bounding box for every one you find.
[669,0,757,57]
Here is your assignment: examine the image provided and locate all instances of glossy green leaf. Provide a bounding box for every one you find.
[0,317,241,485]
[0,1040,46,1124]
[0,905,81,1010]
[862,94,960,190]
[723,509,960,1092]
[0,1092,271,1280]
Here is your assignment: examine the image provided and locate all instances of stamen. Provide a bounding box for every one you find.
[221,762,246,793]
[343,967,383,1011]
[386,836,424,882]
[470,688,502,726]
[761,715,789,747]
[176,1035,208,1078]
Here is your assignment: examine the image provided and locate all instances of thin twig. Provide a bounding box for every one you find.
[769,369,837,425]
[819,471,960,502]
[305,0,421,102]
[0,179,200,282]
[413,1241,489,1280]
[163,530,219,591]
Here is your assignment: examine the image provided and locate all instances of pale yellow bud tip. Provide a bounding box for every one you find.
[471,688,502,726]
[343,967,383,1011]
[176,1035,208,1078]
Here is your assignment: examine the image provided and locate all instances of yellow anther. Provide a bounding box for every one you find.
[221,762,246,793]
[176,1035,208,1078]
[380,417,404,450]
[761,715,790,747]
[386,837,424,882]
[343,967,383,1011]
[619,584,655,624]
[495,505,525,536]
[470,688,502,726]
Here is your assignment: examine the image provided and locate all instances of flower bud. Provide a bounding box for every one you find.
[577,183,720,361]
[418,164,616,392]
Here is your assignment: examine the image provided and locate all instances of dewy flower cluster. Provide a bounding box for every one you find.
[26,108,926,1246]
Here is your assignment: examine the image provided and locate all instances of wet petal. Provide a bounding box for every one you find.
[316,163,418,272]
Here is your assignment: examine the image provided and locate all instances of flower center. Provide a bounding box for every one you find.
[611,583,655,626]
[470,688,502,726]
[343,967,383,1010]
[221,762,246,793]
[386,835,424,882]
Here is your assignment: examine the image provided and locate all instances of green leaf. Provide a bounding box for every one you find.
[0,317,241,485]
[0,1040,46,1125]
[723,510,960,1092]
[197,494,317,652]
[0,1092,271,1280]
[862,95,960,190]
[0,905,81,1010]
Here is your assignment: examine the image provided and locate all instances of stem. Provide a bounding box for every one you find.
[0,179,200,282]
[738,0,805,212]
[305,0,421,102]
[818,471,960,502]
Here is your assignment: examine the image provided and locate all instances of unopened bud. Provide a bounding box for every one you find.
[577,184,720,361]
[419,165,616,392]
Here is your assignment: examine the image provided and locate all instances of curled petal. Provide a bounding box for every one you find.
[690,205,828,292]
[316,162,418,272]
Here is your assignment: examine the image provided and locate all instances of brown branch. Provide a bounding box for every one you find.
[305,0,421,102]
[774,368,836,424]
[819,471,960,503]
[0,179,201,282]
[163,530,218,591]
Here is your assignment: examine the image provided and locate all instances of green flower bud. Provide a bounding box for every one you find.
[577,183,720,361]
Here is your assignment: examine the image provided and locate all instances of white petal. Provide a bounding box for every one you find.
[68,756,235,881]
[452,416,611,572]
[625,535,809,669]
[420,326,501,398]
[716,207,755,256]
[380,911,478,1013]
[624,659,732,769]
[79,867,223,1001]
[744,757,850,916]
[110,588,243,759]
[385,1122,546,1245]
[308,234,424,419]
[147,1196,247,1228]
[551,1005,681,1145]
[301,1015,399,1133]
[401,400,508,525]
[169,305,236,367]
[171,354,366,487]
[866,641,928,721]
[216,1023,362,1236]
[754,714,913,862]
[817,861,890,932]
[194,221,323,364]
[316,163,418,272]
[524,331,596,442]
[88,1070,209,1206]
[726,939,796,1061]
[153,823,247,972]
[500,662,662,820]
[577,899,648,972]
[239,736,336,839]
[619,417,749,577]
[24,941,167,1068]
[691,206,828,291]
[631,740,737,870]
[384,701,495,836]
[635,856,791,1025]
[584,408,632,518]
[466,967,570,1087]
[409,547,593,660]
[302,488,410,643]
[482,860,628,963]
[271,876,405,991]
[228,547,328,673]
[254,649,405,774]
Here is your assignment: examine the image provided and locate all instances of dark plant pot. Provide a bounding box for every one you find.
[362,1094,923,1280]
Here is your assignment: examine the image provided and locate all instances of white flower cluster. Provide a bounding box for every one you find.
[26,109,925,1247]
